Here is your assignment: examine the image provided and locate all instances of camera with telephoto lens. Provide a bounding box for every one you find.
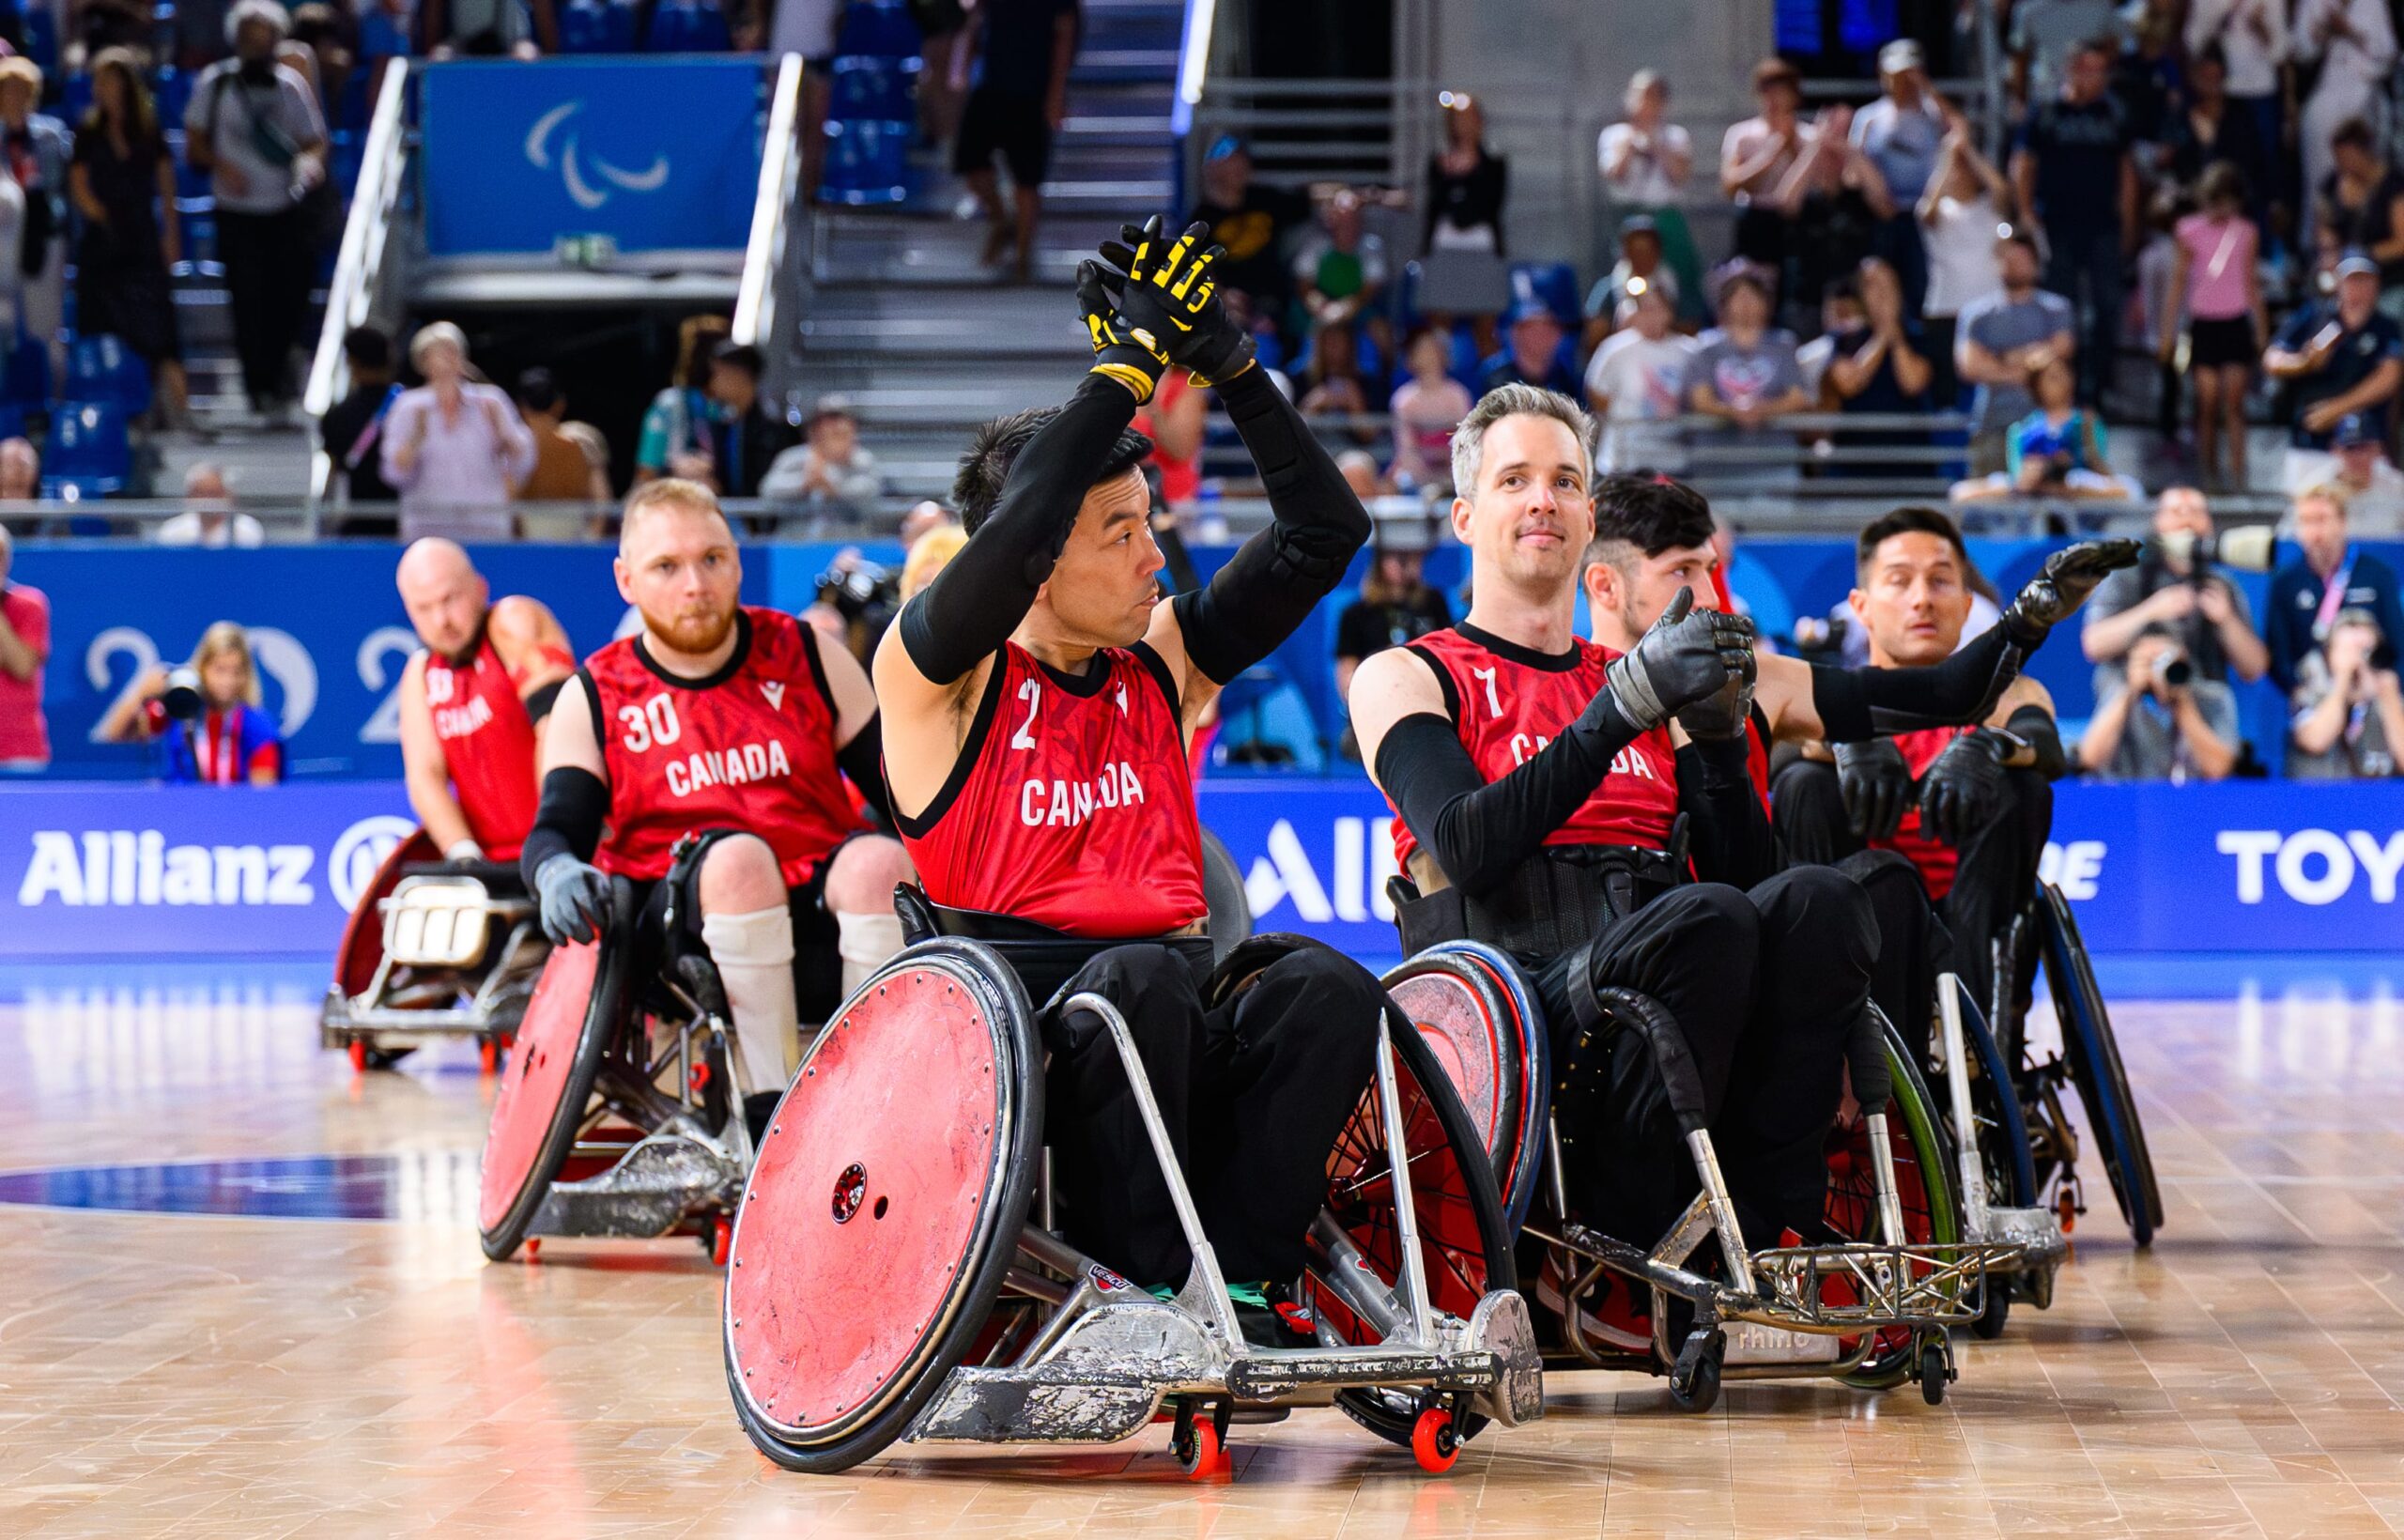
[2150,525,2276,578]
[160,666,205,721]
[2150,651,2192,691]
[815,558,898,624]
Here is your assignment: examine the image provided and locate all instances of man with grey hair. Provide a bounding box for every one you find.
[156,463,267,547]
[0,522,47,769]
[1349,382,1875,1342]
[185,0,327,417]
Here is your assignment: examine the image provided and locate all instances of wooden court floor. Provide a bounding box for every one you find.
[2,973,2403,1538]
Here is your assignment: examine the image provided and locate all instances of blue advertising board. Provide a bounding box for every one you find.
[2,778,2396,960]
[419,59,764,255]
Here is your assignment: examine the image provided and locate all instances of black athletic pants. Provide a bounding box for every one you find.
[1771,759,2052,1035]
[1043,943,1383,1288]
[218,206,316,410]
[1533,867,1874,1248]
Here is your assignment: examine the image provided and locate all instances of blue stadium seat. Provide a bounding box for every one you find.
[817,117,911,205]
[153,67,193,131]
[833,0,922,61]
[23,5,55,76]
[1508,262,1581,327]
[359,8,409,61]
[646,0,731,53]
[59,71,91,128]
[68,334,153,417]
[0,401,28,443]
[827,56,916,122]
[41,401,131,500]
[2,332,50,408]
[561,0,638,53]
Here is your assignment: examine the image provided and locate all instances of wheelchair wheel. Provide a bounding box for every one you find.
[1380,942,1549,1230]
[2037,885,2163,1247]
[1827,1009,1963,1393]
[1316,1003,1518,1449]
[477,880,636,1262]
[1199,828,1254,964]
[1939,982,2037,1212]
[723,940,1042,1474]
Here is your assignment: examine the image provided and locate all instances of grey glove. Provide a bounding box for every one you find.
[1833,738,1912,841]
[1672,611,1760,740]
[2001,538,2141,646]
[533,855,613,946]
[1602,588,1752,732]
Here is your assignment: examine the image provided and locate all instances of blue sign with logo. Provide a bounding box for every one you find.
[419,59,764,255]
[3,778,2397,960]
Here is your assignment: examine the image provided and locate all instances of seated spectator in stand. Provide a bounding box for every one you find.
[1476,299,1579,396]
[72,48,188,427]
[1294,189,1389,342]
[1334,449,1394,500]
[156,463,266,547]
[1580,214,1679,355]
[635,313,729,485]
[760,394,881,510]
[318,325,400,533]
[0,525,48,771]
[1686,267,1810,483]
[1585,284,1694,473]
[97,621,284,785]
[2288,607,2404,777]
[513,367,612,538]
[1824,257,1933,475]
[2267,484,2404,692]
[381,322,538,543]
[1960,355,2142,500]
[2077,623,2244,779]
[1333,522,1450,703]
[2082,486,2271,695]
[1389,328,1472,492]
[1186,136,1310,336]
[2265,254,2404,478]
[2164,164,2266,486]
[2315,116,2404,310]
[699,341,796,501]
[2284,412,2404,533]
[1599,70,1699,316]
[0,436,37,512]
[1919,106,2010,407]
[1798,279,1868,398]
[1957,231,2077,473]
[1299,323,1379,445]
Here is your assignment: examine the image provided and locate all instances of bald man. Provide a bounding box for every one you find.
[395,538,577,863]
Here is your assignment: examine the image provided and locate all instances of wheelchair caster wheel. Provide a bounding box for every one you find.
[1410,1408,1459,1474]
[1668,1327,1725,1414]
[1171,1403,1228,1481]
[347,1040,367,1074]
[1917,1337,1951,1407]
[709,1216,732,1268]
[1973,1281,2011,1340]
[479,1039,499,1076]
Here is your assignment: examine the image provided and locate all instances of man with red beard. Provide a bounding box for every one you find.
[393,537,574,863]
[519,480,911,1140]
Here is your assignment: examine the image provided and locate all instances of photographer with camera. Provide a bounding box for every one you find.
[2077,623,2242,780]
[2288,608,2404,778]
[800,549,901,668]
[760,395,882,515]
[2081,486,2271,696]
[97,621,284,785]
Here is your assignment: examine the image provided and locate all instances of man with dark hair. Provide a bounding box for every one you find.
[2010,37,2138,406]
[1579,476,2132,1048]
[318,324,399,529]
[701,341,796,504]
[872,219,1379,1333]
[1956,232,2076,474]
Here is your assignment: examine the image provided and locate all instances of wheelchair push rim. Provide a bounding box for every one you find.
[476,878,635,1260]
[2038,884,2163,1246]
[723,940,1041,1473]
[1380,942,1549,1231]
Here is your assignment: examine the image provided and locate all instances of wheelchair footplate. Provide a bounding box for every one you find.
[528,1115,747,1243]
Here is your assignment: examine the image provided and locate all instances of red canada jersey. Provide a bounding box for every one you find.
[1874,725,1970,900]
[898,641,1205,938]
[422,624,539,861]
[584,608,859,885]
[1390,624,1681,875]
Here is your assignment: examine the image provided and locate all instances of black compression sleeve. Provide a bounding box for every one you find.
[837,711,894,825]
[1375,707,1637,898]
[2006,703,2068,780]
[519,766,608,888]
[1170,365,1372,685]
[1675,737,1777,890]
[900,375,1141,685]
[1808,624,2024,742]
[522,678,564,724]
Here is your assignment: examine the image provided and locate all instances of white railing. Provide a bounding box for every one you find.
[302,59,414,497]
[732,54,807,361]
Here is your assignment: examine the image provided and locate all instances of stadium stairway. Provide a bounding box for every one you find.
[795,0,1182,501]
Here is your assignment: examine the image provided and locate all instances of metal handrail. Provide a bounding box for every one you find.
[303,59,411,429]
[732,54,805,355]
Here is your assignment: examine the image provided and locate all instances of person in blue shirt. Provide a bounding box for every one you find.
[2266,483,2404,693]
[96,621,285,785]
[2264,254,2404,451]
[1475,299,1580,397]
[1989,354,2141,499]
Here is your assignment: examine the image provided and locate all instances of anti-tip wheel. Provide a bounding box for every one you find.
[1973,1278,2011,1340]
[1410,1408,1459,1474]
[1918,1338,1949,1406]
[1175,1419,1225,1480]
[1668,1327,1725,1414]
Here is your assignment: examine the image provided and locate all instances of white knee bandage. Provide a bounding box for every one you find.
[700,906,798,1096]
[837,911,907,995]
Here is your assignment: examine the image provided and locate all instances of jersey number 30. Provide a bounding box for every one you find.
[619,694,683,753]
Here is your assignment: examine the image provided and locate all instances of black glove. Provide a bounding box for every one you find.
[2000,538,2141,646]
[533,854,613,946]
[1917,728,2013,847]
[1833,738,1912,841]
[1098,216,1255,386]
[1672,610,1760,740]
[1075,259,1170,403]
[1599,587,1751,732]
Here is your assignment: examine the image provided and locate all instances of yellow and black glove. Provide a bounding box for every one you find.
[1098,215,1255,387]
[1076,259,1171,403]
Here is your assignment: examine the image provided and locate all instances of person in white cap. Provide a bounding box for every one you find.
[2265,253,2404,481]
[1851,38,1945,315]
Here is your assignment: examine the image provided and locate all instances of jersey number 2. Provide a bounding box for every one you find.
[618,694,683,753]
[1009,679,1040,749]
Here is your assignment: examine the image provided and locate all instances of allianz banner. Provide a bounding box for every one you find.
[2,779,2398,960]
[419,59,765,256]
